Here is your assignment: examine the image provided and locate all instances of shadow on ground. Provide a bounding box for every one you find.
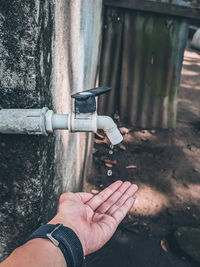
[84,48,200,266]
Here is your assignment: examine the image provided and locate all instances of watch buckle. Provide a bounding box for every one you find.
[46,224,63,247]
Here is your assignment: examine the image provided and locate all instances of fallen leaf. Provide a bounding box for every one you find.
[94,132,110,146]
[105,163,113,168]
[161,238,169,253]
[118,143,126,150]
[126,165,137,169]
[119,127,130,134]
[141,130,148,134]
[95,139,106,145]
[91,189,99,195]
[95,132,105,139]
[104,159,117,165]
[94,138,110,145]
[141,137,148,142]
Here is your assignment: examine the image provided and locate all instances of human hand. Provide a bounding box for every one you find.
[49,181,138,256]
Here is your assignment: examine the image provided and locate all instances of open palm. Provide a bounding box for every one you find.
[50,180,138,255]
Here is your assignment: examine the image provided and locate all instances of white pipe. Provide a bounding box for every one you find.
[68,112,97,132]
[97,116,123,145]
[45,110,69,133]
[52,114,68,130]
[0,108,48,135]
[0,109,123,145]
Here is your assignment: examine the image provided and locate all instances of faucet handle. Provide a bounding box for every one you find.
[83,87,111,97]
[71,87,111,113]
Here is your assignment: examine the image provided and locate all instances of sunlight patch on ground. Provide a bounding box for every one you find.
[184,50,200,61]
[172,182,200,205]
[175,138,200,173]
[183,60,200,66]
[181,69,200,76]
[178,98,192,104]
[130,184,168,216]
[178,97,200,116]
[123,130,157,144]
[130,179,200,217]
[180,83,200,90]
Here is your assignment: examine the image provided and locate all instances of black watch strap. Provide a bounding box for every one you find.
[26,224,84,267]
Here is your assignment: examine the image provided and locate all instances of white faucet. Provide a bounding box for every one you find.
[0,87,123,145]
[45,111,122,145]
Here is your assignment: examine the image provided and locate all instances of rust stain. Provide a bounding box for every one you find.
[98,6,188,129]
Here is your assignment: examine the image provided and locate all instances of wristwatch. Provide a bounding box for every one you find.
[26,224,84,267]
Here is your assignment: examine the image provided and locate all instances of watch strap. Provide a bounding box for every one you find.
[26,224,84,267]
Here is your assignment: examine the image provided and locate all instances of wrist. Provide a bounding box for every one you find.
[26,223,84,267]
[48,215,87,256]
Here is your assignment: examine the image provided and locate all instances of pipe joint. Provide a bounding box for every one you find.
[68,112,97,133]
[97,116,123,145]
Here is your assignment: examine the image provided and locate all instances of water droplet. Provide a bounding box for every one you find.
[107,170,112,176]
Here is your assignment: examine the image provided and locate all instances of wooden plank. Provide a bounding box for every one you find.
[104,0,200,20]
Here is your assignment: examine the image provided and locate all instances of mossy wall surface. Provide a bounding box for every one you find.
[0,0,57,260]
[0,0,103,260]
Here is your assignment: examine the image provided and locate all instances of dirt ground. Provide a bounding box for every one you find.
[83,47,200,267]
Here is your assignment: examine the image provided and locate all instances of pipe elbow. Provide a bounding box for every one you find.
[97,116,123,145]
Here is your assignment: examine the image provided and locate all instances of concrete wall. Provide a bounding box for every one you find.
[0,0,103,260]
[52,0,103,193]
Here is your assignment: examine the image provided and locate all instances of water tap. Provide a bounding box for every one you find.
[0,87,123,145]
[46,87,123,145]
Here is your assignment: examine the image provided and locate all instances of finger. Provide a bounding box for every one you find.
[96,181,131,213]
[86,180,123,210]
[111,197,136,224]
[75,192,94,203]
[107,184,138,215]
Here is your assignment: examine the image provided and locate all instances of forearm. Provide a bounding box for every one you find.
[1,239,67,267]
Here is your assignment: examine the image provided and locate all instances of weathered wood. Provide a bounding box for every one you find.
[104,0,200,20]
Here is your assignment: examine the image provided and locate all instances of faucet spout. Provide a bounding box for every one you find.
[97,116,123,145]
